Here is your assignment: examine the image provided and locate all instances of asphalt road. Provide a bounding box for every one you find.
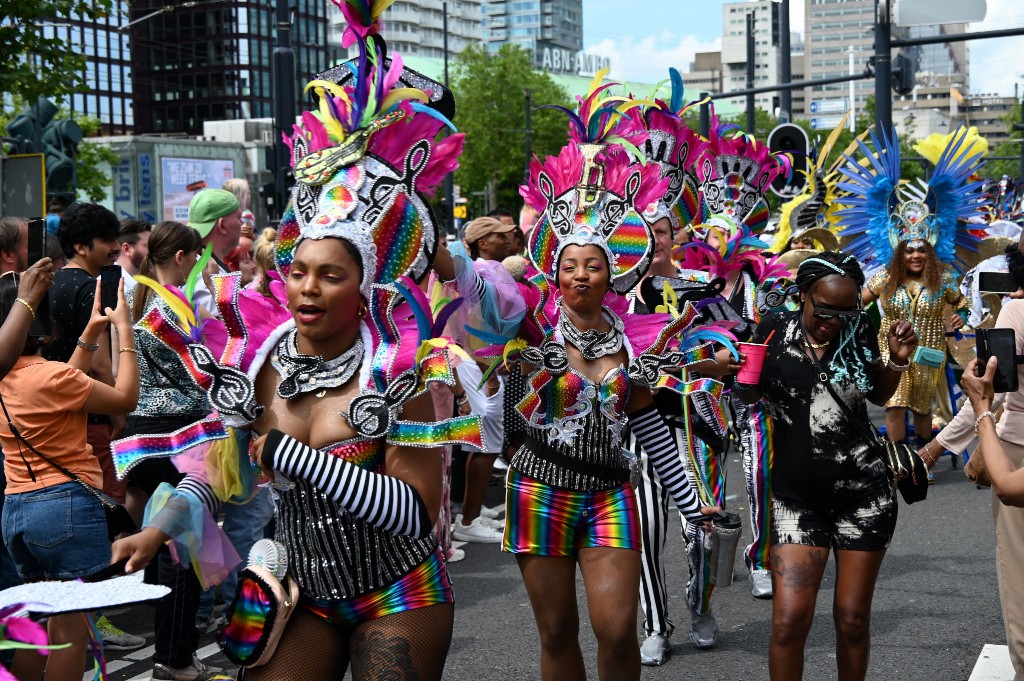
[99,437,1004,680]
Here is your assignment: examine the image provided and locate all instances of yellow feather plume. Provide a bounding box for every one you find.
[134,275,197,330]
[913,126,988,166]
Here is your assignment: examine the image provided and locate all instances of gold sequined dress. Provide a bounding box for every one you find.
[867,269,969,414]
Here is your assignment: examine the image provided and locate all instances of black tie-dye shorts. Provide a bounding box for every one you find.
[771,482,897,551]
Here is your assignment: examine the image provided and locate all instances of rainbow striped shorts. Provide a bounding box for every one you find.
[502,468,641,556]
[301,548,454,627]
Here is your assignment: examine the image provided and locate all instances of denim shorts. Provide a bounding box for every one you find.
[2,481,111,580]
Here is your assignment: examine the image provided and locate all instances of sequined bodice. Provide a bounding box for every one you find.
[521,364,631,446]
[275,435,437,600]
[511,360,633,491]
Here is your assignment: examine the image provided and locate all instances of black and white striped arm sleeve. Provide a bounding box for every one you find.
[629,405,705,523]
[262,429,433,539]
[178,475,223,516]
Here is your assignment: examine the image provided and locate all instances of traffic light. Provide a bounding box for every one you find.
[892,53,916,97]
[767,123,809,198]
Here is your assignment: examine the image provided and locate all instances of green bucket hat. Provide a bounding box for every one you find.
[187,189,240,238]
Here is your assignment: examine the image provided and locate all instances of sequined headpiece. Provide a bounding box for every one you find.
[695,114,789,234]
[836,126,988,272]
[276,11,463,298]
[634,69,709,233]
[520,71,669,295]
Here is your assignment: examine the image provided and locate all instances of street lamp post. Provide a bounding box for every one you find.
[779,0,791,121]
[746,12,756,134]
[272,0,295,220]
[443,1,455,236]
[874,0,893,134]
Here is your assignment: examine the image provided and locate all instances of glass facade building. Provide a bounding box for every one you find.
[128,0,329,135]
[483,0,582,57]
[42,2,134,134]
[329,1,482,61]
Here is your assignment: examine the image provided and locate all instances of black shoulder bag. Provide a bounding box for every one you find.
[804,340,928,504]
[0,393,138,540]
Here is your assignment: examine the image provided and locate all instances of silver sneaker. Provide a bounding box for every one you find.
[640,633,670,666]
[689,609,719,649]
[750,569,773,599]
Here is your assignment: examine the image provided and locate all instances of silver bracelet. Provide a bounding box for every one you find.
[886,358,910,372]
[974,410,997,433]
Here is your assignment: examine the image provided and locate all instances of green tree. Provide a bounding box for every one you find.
[981,105,1021,180]
[75,115,118,202]
[450,44,571,217]
[1,0,116,112]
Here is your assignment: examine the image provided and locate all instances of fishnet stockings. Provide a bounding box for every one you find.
[239,602,454,681]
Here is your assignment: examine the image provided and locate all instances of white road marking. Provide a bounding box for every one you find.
[124,644,155,661]
[82,659,132,680]
[969,644,1015,681]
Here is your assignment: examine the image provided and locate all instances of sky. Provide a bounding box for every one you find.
[582,0,1024,98]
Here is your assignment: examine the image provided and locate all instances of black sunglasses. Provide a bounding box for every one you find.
[808,293,862,323]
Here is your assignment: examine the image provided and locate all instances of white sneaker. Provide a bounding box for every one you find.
[479,505,504,520]
[447,547,466,562]
[452,515,504,543]
[478,514,505,530]
[750,569,773,599]
[640,633,670,666]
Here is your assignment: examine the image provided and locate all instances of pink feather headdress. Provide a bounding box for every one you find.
[694,112,791,234]
[275,29,464,298]
[520,70,670,295]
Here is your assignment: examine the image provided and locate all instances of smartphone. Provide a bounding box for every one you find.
[99,265,121,314]
[979,271,1018,294]
[26,218,46,265]
[976,328,1019,392]
[29,293,51,338]
[82,559,130,583]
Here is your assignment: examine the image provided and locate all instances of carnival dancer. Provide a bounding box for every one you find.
[502,73,726,680]
[679,115,792,601]
[112,5,484,679]
[837,127,983,458]
[608,78,727,664]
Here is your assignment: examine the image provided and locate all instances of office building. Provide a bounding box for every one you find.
[127,0,329,135]
[41,1,134,135]
[960,94,1016,146]
[804,0,968,121]
[721,0,783,115]
[483,0,587,74]
[328,1,483,62]
[686,51,724,97]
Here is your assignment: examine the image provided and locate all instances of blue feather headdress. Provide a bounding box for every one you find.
[835,126,988,273]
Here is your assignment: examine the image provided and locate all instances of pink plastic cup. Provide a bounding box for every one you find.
[736,342,768,385]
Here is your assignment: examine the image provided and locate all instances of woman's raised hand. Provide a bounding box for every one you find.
[886,320,918,363]
[105,278,132,330]
[962,356,996,413]
[17,257,54,307]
